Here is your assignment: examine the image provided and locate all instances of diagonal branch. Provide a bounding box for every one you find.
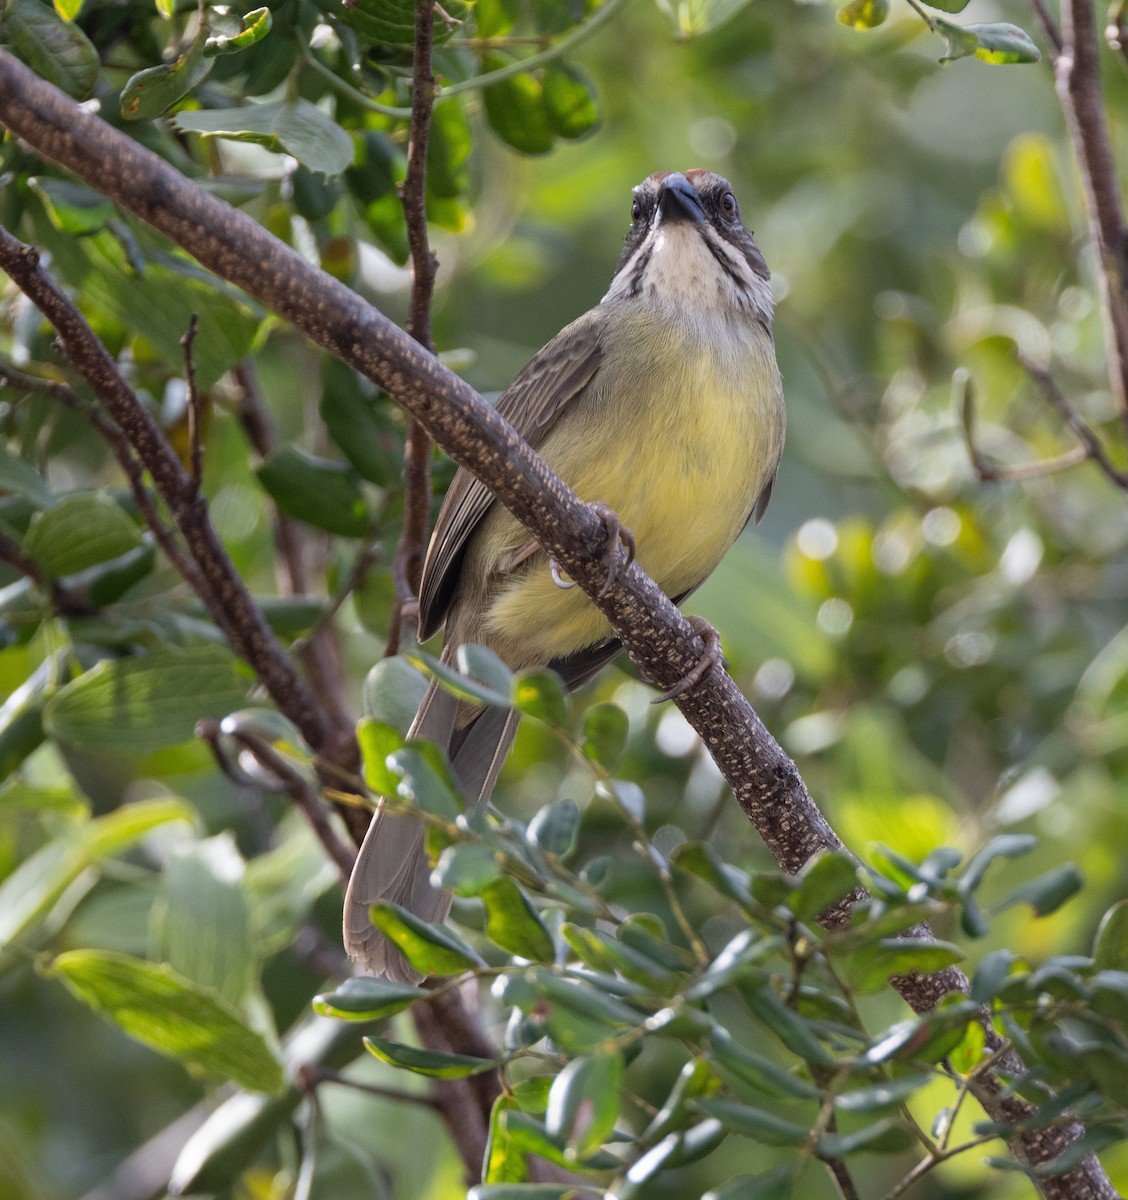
[0,52,1117,1199]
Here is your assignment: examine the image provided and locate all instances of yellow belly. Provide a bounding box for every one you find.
[464,311,784,667]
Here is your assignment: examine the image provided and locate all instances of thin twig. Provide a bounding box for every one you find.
[957,366,1096,483]
[290,538,383,658]
[879,1132,1003,1200]
[1,357,210,596]
[180,313,204,493]
[0,230,368,845]
[299,1066,445,1109]
[386,0,438,657]
[197,717,356,881]
[1018,353,1128,489]
[1029,0,1064,55]
[1054,0,1128,429]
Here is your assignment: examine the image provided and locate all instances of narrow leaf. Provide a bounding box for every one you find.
[363,1033,497,1078]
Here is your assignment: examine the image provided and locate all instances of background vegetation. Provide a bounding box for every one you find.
[0,0,1127,1194]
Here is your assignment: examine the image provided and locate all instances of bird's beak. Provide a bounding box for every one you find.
[657,174,706,226]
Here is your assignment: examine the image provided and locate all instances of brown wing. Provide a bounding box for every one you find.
[417,311,604,641]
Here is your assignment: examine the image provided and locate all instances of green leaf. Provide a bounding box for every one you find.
[936,18,1040,64]
[0,797,194,950]
[52,950,283,1093]
[74,541,156,606]
[920,0,968,11]
[482,877,554,961]
[457,644,515,697]
[1094,900,1128,972]
[997,865,1083,916]
[22,493,142,579]
[671,840,754,907]
[709,1028,821,1099]
[653,0,753,37]
[541,64,600,140]
[512,670,570,728]
[469,1186,578,1200]
[369,900,485,976]
[704,1168,794,1200]
[740,982,836,1065]
[43,645,249,752]
[694,1098,810,1145]
[205,6,272,54]
[319,361,401,486]
[120,24,212,120]
[834,1073,934,1112]
[433,843,500,895]
[545,1050,622,1155]
[581,702,628,769]
[837,0,889,28]
[817,1117,915,1156]
[387,746,462,818]
[966,21,1040,63]
[333,0,468,45]
[970,949,1016,1004]
[3,0,99,98]
[958,834,1036,897]
[173,101,355,177]
[427,99,472,200]
[357,718,407,795]
[483,1095,528,1184]
[482,64,555,156]
[790,852,859,922]
[363,1033,497,1078]
[527,800,580,857]
[151,835,254,1006]
[361,657,429,732]
[0,444,54,508]
[256,446,370,537]
[642,1058,722,1141]
[839,937,965,992]
[408,649,510,708]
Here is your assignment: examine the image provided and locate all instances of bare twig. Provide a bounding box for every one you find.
[197,717,356,882]
[299,1066,444,1110]
[1029,0,1065,55]
[386,0,439,657]
[958,366,1098,483]
[1018,352,1128,488]
[1052,0,1128,429]
[0,55,1117,1199]
[0,230,369,848]
[290,538,383,658]
[180,313,204,493]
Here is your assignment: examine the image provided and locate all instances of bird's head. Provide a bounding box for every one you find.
[604,170,772,331]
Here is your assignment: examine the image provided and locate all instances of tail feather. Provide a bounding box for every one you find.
[342,679,518,981]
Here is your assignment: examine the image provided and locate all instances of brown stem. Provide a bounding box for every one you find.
[386,0,438,657]
[1054,0,1128,429]
[0,229,368,849]
[180,312,204,493]
[0,54,1117,1199]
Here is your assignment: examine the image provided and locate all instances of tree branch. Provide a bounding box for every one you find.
[1051,0,1128,429]
[386,0,438,657]
[0,53,1117,1199]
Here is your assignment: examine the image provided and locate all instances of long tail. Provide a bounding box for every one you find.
[342,679,519,982]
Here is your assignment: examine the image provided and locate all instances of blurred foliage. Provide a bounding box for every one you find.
[2,0,1128,1193]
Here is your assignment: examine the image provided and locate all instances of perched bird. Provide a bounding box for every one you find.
[344,170,786,980]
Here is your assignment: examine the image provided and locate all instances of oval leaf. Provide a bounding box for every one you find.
[364,1033,497,1077]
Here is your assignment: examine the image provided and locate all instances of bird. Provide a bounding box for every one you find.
[344,170,786,981]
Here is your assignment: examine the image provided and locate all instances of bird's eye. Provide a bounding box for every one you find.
[631,198,642,221]
[720,192,738,219]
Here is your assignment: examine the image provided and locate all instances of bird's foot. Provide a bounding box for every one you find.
[589,501,636,598]
[653,616,725,703]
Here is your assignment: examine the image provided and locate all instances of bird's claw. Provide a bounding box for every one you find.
[589,502,636,598]
[653,616,724,703]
